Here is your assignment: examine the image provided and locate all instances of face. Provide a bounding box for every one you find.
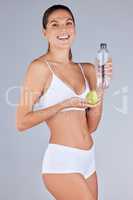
[43,9,76,49]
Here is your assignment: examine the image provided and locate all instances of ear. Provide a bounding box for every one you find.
[42,28,47,37]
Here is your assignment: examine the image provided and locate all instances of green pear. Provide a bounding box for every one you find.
[85,90,98,105]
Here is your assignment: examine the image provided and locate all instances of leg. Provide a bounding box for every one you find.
[85,171,98,200]
[42,172,95,200]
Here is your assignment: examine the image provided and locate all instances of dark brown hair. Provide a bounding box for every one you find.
[42,4,75,60]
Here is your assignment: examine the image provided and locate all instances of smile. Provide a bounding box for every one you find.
[57,35,70,40]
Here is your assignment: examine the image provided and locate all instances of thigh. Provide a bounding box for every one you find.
[42,173,95,200]
[86,171,98,200]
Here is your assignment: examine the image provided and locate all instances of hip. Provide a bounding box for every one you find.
[42,142,95,171]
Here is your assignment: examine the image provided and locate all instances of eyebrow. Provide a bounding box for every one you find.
[49,17,73,24]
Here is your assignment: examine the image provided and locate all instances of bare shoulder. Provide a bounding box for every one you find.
[21,58,51,92]
[26,58,50,76]
[21,57,51,104]
[16,58,51,120]
[80,62,95,73]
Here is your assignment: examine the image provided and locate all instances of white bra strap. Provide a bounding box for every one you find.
[78,63,86,80]
[45,60,54,74]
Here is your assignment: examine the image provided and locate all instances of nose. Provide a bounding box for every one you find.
[59,24,67,31]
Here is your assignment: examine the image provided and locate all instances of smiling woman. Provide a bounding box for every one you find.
[16,4,112,200]
[42,4,76,61]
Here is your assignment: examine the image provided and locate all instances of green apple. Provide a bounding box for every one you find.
[85,90,98,105]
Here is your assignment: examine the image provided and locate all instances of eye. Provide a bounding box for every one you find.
[52,23,58,27]
[66,21,73,26]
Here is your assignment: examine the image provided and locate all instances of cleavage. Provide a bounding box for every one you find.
[51,63,86,95]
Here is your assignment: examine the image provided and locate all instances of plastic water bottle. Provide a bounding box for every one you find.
[95,43,111,89]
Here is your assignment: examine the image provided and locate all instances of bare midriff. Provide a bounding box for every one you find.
[45,110,94,151]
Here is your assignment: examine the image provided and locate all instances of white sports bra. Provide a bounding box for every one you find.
[33,60,90,112]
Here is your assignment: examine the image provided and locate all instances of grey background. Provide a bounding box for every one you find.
[0,0,132,200]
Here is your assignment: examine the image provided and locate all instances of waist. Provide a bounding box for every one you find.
[49,131,93,149]
[48,136,94,152]
[48,142,95,152]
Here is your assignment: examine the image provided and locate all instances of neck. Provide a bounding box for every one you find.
[46,46,71,64]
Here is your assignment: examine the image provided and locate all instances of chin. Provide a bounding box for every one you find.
[56,41,74,48]
[55,43,72,49]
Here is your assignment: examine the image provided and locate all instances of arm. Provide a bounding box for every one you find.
[16,60,67,132]
[16,102,66,132]
[83,63,104,134]
[85,93,104,134]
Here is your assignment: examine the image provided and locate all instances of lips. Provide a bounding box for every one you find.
[57,34,70,40]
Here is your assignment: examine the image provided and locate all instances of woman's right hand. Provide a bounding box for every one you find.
[61,96,101,110]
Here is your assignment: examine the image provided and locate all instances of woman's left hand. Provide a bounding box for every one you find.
[104,57,113,81]
[96,57,113,95]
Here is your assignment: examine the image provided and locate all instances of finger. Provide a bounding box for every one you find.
[106,61,112,65]
[91,100,101,107]
[87,102,101,108]
[104,70,112,74]
[86,99,101,108]
[96,69,112,75]
[104,72,112,76]
[104,71,112,75]
[104,72,112,75]
[107,57,112,63]
[84,95,102,104]
[104,69,112,73]
[104,61,112,65]
[104,65,112,69]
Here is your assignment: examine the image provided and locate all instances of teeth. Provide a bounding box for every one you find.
[57,35,70,40]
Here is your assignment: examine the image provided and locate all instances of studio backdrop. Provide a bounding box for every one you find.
[0,0,132,200]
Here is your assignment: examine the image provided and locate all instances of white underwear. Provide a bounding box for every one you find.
[41,143,96,179]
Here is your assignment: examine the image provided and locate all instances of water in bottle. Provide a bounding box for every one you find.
[95,43,111,89]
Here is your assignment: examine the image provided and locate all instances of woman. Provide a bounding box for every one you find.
[16,4,112,200]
